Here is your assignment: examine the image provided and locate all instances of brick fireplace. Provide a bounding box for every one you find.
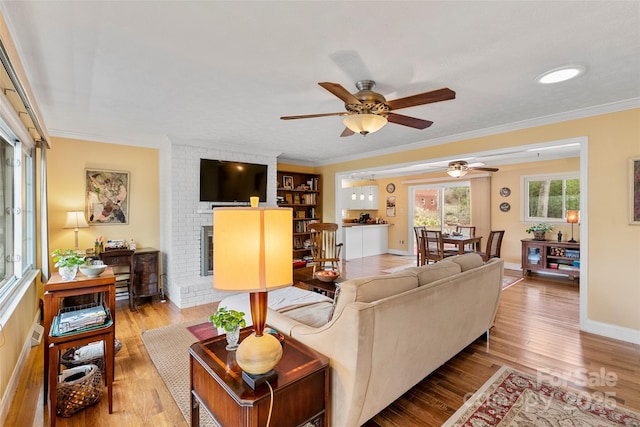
[161,142,278,308]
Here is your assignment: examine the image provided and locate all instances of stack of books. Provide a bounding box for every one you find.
[57,304,108,334]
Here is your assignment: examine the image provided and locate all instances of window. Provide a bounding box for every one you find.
[0,137,15,293]
[522,173,580,223]
[413,181,471,229]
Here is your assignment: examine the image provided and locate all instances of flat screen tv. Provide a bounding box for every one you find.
[199,159,268,203]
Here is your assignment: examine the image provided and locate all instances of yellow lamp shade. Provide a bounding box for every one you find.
[213,207,293,292]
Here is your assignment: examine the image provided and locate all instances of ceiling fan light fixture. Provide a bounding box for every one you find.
[343,113,387,136]
[446,162,469,178]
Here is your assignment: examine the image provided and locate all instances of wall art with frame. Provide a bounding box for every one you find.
[629,157,640,225]
[85,169,130,224]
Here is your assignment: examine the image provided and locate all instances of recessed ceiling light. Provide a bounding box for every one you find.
[536,65,586,84]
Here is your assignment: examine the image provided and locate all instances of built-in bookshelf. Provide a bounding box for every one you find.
[277,171,321,265]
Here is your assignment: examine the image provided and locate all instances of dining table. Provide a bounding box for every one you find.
[442,234,483,255]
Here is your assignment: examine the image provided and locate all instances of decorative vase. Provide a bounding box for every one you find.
[59,265,79,281]
[225,327,240,351]
[533,231,546,241]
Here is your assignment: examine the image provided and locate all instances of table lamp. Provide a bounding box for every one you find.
[64,211,90,251]
[213,197,292,388]
[566,210,579,243]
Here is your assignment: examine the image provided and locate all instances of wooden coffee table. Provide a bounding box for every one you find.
[296,278,339,299]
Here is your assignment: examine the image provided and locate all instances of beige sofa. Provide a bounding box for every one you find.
[266,253,504,427]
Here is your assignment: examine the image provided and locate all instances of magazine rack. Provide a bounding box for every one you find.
[43,269,116,427]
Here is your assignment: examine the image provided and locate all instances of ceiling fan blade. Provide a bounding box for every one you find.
[340,127,355,137]
[386,88,456,110]
[280,112,347,120]
[318,82,362,105]
[387,112,433,129]
[470,167,499,172]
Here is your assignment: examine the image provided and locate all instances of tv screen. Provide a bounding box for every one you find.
[199,159,268,203]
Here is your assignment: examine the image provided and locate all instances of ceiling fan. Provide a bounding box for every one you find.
[280,80,455,136]
[446,160,499,178]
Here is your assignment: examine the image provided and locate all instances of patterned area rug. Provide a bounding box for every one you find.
[443,366,640,426]
[141,319,219,427]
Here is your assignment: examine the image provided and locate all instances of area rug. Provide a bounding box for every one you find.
[186,321,218,341]
[442,366,640,426]
[140,319,219,427]
[502,275,523,290]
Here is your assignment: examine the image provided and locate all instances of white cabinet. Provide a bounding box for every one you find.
[343,224,389,260]
[342,185,379,210]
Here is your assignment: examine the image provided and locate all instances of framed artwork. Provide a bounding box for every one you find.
[85,169,130,224]
[386,196,396,217]
[283,175,294,190]
[629,157,640,225]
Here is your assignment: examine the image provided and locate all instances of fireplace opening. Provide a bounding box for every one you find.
[201,226,213,276]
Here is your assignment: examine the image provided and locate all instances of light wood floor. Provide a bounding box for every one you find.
[5,255,640,427]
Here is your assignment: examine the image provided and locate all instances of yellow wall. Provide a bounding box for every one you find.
[47,137,160,269]
[317,108,640,332]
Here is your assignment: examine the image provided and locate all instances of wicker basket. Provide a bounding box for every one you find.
[56,364,103,417]
[61,339,122,372]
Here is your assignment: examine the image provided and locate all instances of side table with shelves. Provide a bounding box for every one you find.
[189,328,329,427]
[521,239,580,280]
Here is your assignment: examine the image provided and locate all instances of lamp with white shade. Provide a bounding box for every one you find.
[64,211,89,251]
[213,197,292,388]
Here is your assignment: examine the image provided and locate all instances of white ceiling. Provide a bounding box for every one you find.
[1,1,639,175]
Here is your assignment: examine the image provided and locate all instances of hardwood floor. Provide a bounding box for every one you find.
[5,255,640,427]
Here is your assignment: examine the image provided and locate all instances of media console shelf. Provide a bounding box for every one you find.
[521,239,580,280]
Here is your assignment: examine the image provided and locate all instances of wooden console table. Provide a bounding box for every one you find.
[521,239,580,280]
[189,329,329,427]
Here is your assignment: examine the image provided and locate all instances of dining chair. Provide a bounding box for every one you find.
[413,226,427,266]
[476,230,505,262]
[308,222,343,275]
[421,229,454,263]
[455,225,477,251]
[100,249,136,311]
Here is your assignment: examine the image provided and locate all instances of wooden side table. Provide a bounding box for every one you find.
[296,278,339,299]
[190,329,329,427]
[43,269,117,425]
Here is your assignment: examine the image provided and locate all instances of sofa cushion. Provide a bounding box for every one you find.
[446,252,485,271]
[331,272,418,320]
[404,261,461,287]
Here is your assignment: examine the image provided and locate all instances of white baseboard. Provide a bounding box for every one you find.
[581,318,640,345]
[0,309,41,426]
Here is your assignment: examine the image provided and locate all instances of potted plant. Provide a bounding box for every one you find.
[209,307,246,350]
[51,249,87,280]
[525,223,554,241]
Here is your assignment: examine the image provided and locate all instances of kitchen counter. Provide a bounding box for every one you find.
[343,224,389,260]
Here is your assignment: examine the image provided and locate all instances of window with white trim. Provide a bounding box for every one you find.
[522,173,580,223]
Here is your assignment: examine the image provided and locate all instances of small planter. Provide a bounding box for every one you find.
[59,265,79,281]
[225,327,240,351]
[532,231,547,241]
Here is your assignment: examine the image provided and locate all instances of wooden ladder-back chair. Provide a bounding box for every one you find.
[413,226,427,266]
[100,249,136,311]
[421,229,453,263]
[456,225,478,251]
[477,230,505,262]
[308,223,343,275]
